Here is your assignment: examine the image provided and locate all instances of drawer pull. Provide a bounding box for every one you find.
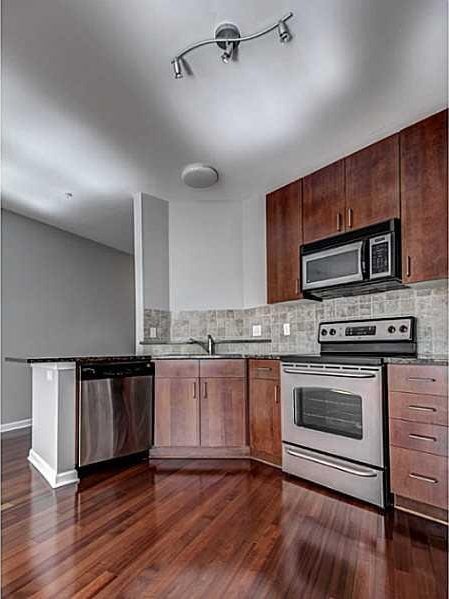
[407,376,437,382]
[256,367,272,372]
[408,405,437,413]
[409,472,438,485]
[408,433,437,442]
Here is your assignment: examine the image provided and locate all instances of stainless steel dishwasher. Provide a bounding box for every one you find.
[79,361,154,466]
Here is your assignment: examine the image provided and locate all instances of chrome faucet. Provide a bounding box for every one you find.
[189,334,216,355]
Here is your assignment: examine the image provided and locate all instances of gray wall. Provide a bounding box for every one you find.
[1,210,135,424]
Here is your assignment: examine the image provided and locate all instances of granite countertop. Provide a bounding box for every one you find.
[5,354,447,366]
[5,355,153,364]
[383,356,448,366]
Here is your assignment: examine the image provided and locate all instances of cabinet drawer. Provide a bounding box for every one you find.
[249,359,280,380]
[389,391,448,426]
[200,359,246,378]
[388,364,447,396]
[390,419,448,457]
[155,359,199,378]
[390,446,448,509]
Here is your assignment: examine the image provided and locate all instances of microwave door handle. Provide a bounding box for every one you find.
[361,239,369,279]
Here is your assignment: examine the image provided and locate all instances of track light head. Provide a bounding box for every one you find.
[220,41,235,64]
[172,57,183,79]
[278,20,291,43]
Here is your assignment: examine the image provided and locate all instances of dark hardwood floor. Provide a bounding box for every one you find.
[1,429,447,598]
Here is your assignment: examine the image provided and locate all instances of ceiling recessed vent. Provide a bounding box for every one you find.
[181,163,219,189]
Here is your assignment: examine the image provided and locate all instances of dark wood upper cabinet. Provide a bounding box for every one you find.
[266,180,302,304]
[302,160,345,243]
[345,134,400,231]
[400,110,448,284]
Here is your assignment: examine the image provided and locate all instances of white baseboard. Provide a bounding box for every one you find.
[28,449,79,488]
[1,418,32,433]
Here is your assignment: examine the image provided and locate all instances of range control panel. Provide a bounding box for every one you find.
[318,317,414,343]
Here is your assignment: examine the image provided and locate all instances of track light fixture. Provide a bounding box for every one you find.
[171,12,294,79]
[172,56,183,79]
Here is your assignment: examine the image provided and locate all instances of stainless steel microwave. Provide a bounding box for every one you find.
[301,220,402,299]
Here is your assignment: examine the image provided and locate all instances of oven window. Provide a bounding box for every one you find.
[293,387,363,440]
[306,249,360,284]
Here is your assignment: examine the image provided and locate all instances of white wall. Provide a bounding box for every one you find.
[242,194,266,308]
[169,201,244,311]
[1,210,135,424]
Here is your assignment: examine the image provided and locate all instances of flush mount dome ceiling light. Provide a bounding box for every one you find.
[181,163,219,189]
[171,11,293,79]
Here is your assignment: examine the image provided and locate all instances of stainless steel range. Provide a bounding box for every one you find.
[281,316,416,508]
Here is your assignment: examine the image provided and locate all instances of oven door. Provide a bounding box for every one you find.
[281,363,384,467]
[302,240,364,291]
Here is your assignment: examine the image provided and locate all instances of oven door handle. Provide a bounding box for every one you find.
[283,369,376,379]
[285,449,378,478]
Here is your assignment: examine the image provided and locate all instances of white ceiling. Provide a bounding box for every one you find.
[2,0,447,253]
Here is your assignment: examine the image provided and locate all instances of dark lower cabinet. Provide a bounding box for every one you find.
[153,359,248,456]
[400,110,448,284]
[266,180,302,303]
[249,360,282,466]
[154,378,199,447]
[200,378,247,447]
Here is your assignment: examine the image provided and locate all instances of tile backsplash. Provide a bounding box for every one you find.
[144,280,448,358]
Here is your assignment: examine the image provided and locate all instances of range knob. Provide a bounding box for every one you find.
[388,325,396,334]
[321,328,328,336]
[329,328,337,336]
[399,325,408,333]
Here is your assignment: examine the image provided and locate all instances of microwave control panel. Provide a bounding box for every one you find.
[369,233,392,278]
[319,317,414,343]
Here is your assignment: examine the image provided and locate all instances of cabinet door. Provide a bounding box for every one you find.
[400,110,448,283]
[345,135,400,231]
[200,378,247,447]
[154,378,199,446]
[302,160,345,243]
[266,180,302,303]
[249,378,282,465]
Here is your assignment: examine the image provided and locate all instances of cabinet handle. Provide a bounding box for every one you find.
[408,433,437,442]
[274,385,280,404]
[409,473,438,485]
[408,405,437,413]
[337,212,342,232]
[193,382,197,399]
[347,208,353,229]
[256,367,272,372]
[407,376,437,382]
[295,278,300,294]
[203,382,208,399]
[406,256,411,277]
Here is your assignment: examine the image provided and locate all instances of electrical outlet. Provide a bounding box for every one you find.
[283,323,291,336]
[252,324,262,337]
[150,327,157,338]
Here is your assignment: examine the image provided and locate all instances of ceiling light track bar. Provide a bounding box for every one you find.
[171,11,294,78]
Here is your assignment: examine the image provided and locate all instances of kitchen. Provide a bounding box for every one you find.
[1,1,448,598]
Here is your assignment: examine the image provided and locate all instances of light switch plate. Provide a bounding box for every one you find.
[283,323,291,336]
[150,327,157,338]
[252,325,262,337]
